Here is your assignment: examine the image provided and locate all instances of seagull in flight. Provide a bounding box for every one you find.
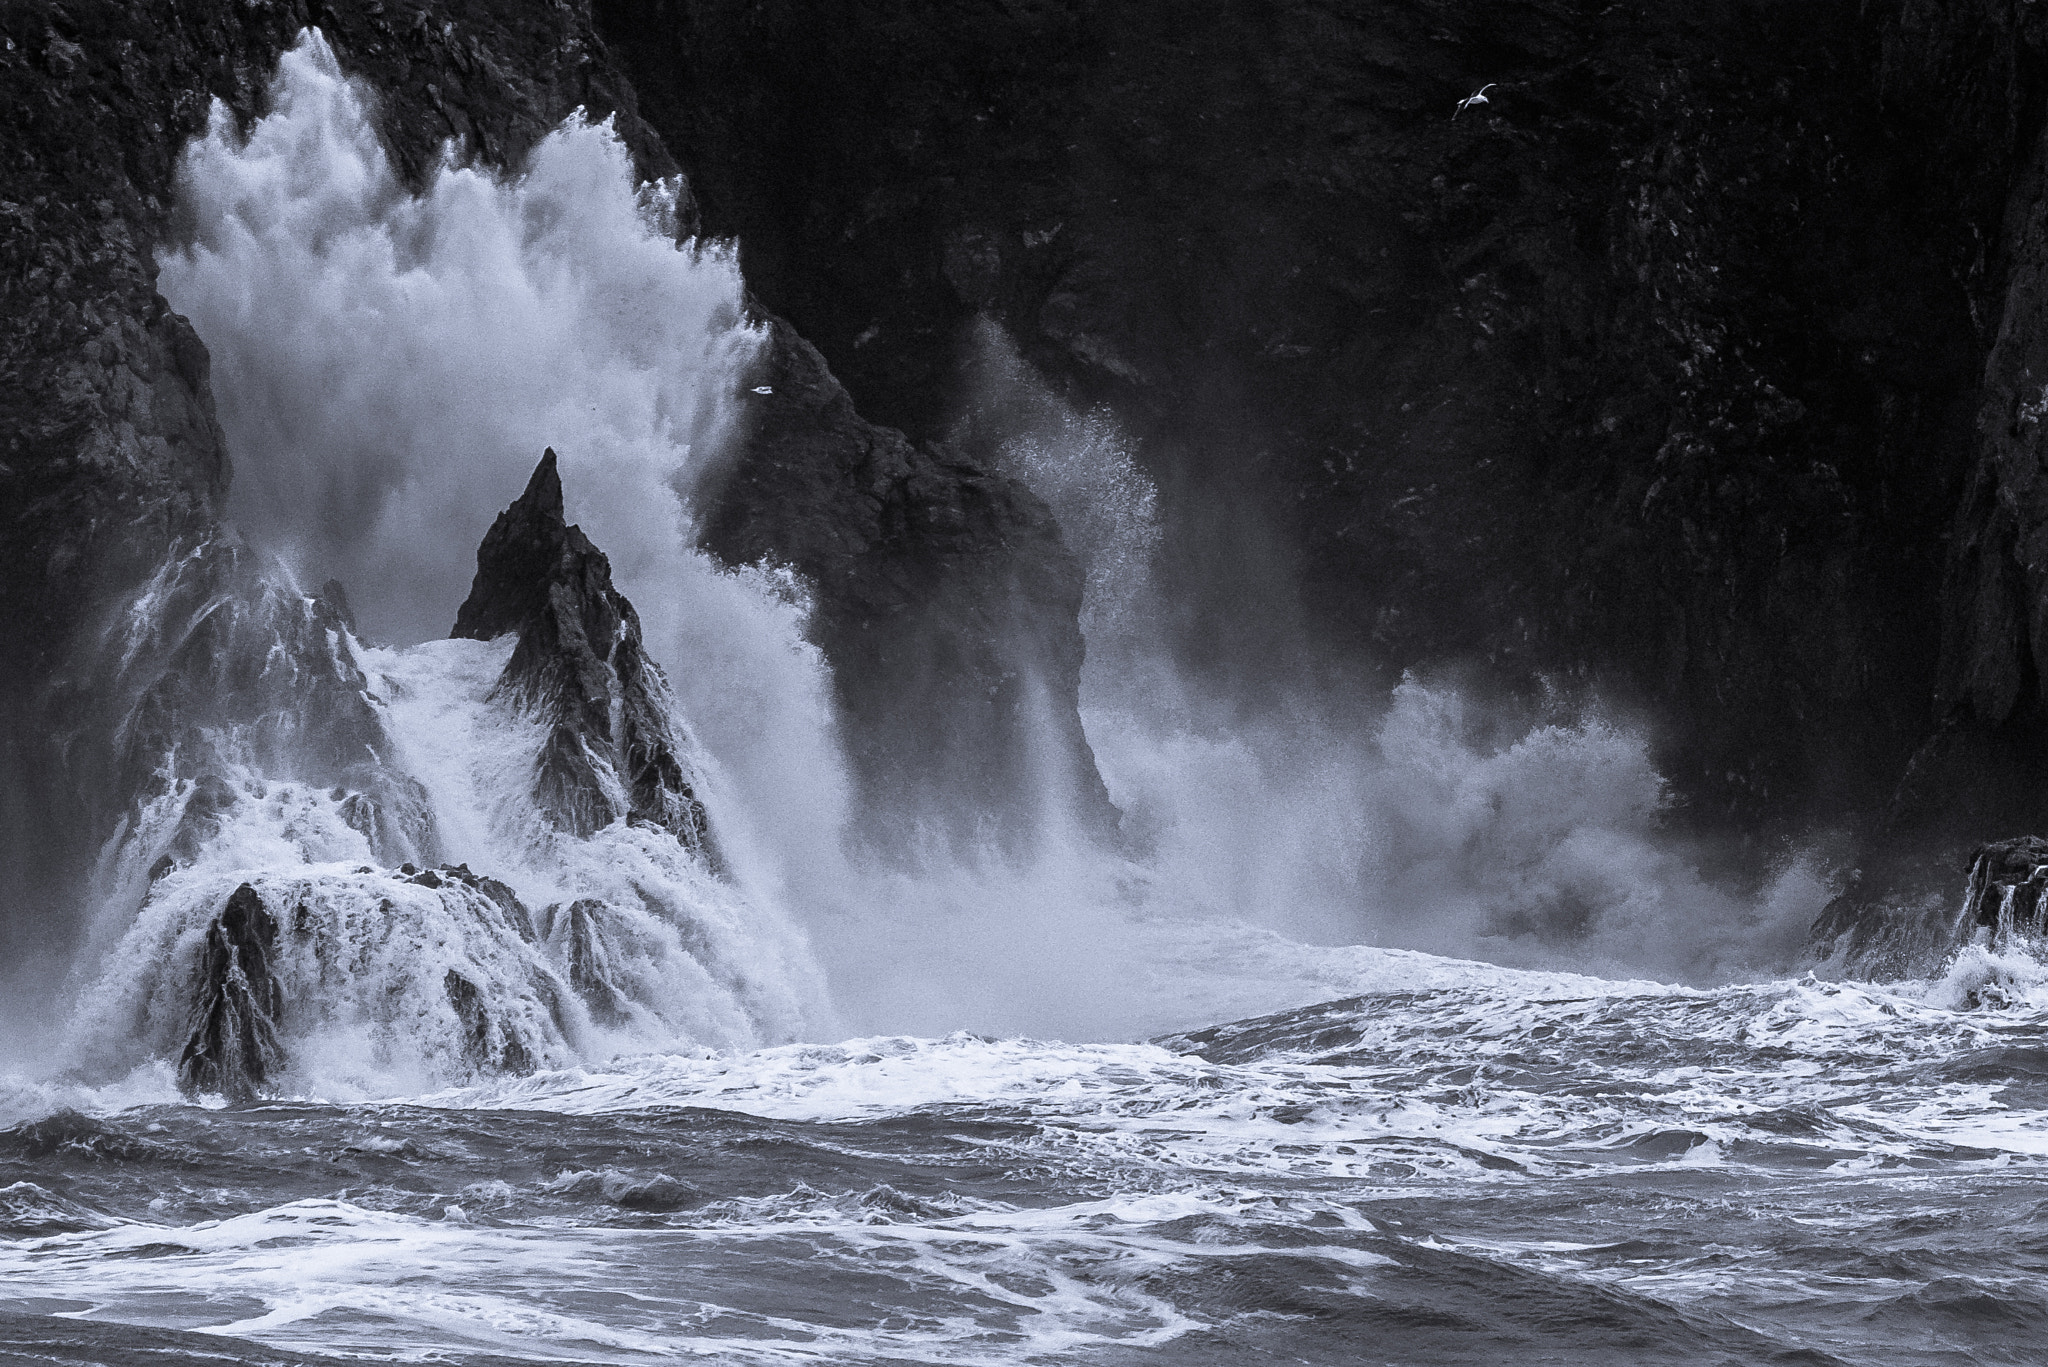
[1454,84,1495,118]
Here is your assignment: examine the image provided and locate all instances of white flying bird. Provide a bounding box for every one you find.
[1454,84,1495,118]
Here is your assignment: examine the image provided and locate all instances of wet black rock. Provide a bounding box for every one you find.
[1812,832,2048,976]
[704,317,1118,850]
[414,863,536,941]
[110,540,439,871]
[177,882,283,1102]
[445,970,535,1076]
[1960,837,2048,939]
[455,449,715,855]
[133,863,576,1089]
[538,897,633,1026]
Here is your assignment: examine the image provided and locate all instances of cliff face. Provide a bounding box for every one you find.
[1882,1,2048,853]
[23,0,2048,960]
[592,0,1989,852]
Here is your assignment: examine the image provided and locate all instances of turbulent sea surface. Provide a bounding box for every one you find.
[5,948,2048,1366]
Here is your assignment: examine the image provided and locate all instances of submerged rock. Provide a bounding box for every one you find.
[453,449,715,857]
[177,883,283,1102]
[109,540,440,872]
[122,866,575,1099]
[1960,837,2048,941]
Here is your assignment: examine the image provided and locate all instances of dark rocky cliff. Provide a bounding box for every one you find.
[705,319,1118,849]
[22,0,2048,960]
[590,0,2001,870]
[1886,1,2048,849]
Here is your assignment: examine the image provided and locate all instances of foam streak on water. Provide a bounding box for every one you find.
[6,949,2048,1366]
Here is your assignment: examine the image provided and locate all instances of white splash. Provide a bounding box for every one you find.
[68,629,829,1098]
[137,28,1834,1063]
[161,29,753,647]
[848,319,1843,1040]
[157,29,851,912]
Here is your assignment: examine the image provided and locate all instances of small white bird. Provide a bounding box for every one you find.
[1454,84,1495,118]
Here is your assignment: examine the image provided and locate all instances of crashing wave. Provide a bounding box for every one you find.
[69,455,824,1099]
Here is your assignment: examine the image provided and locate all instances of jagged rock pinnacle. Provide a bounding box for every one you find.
[452,450,716,856]
[452,448,569,642]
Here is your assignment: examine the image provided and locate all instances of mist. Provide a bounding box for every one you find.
[826,321,1841,1036]
[156,32,851,938]
[150,30,1833,1052]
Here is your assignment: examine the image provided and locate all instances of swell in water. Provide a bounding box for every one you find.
[7,950,2048,1364]
[5,29,2044,1367]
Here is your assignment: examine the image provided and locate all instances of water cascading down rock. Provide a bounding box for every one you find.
[1957,837,2048,944]
[176,883,282,1102]
[103,450,757,1099]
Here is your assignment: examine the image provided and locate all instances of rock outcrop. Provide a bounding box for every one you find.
[111,540,439,875]
[1958,837,2048,941]
[455,449,715,855]
[704,318,1118,850]
[177,882,282,1101]
[142,865,571,1098]
[1815,833,2048,976]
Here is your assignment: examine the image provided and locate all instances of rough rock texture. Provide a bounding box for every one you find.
[704,318,1119,849]
[538,897,632,1026]
[1959,836,2048,938]
[110,539,439,873]
[142,864,571,1097]
[455,449,715,854]
[1818,832,2048,975]
[593,0,1983,850]
[177,882,283,1101]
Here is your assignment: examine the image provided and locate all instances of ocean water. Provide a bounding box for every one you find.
[5,948,2048,1365]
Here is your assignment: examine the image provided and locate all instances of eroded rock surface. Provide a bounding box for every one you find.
[455,449,714,854]
[177,882,282,1101]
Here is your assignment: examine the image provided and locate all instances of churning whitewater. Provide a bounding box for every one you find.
[6,27,2048,1367]
[9,956,2048,1365]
